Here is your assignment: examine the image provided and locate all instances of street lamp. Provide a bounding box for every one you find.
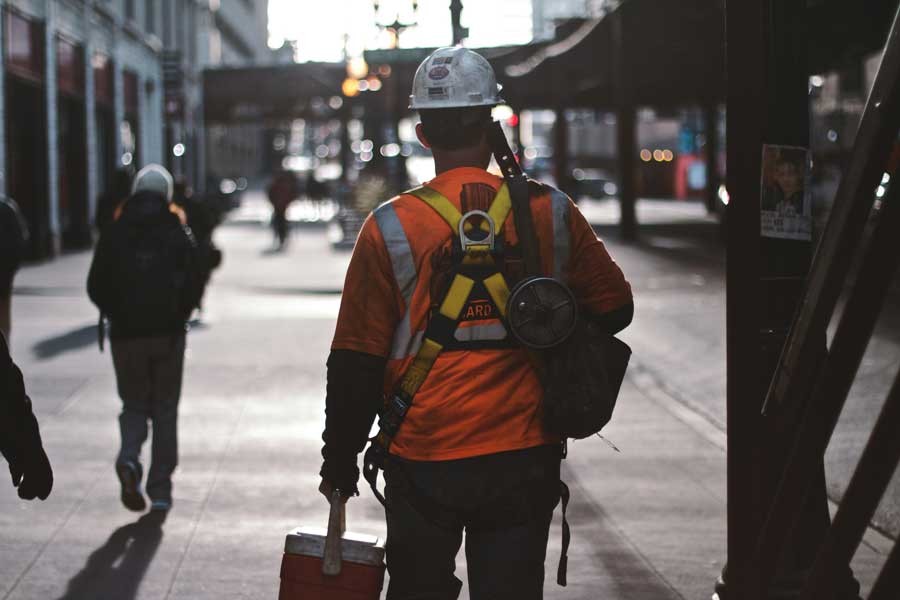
[373,0,419,48]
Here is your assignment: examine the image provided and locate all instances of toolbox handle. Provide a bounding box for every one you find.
[322,490,346,576]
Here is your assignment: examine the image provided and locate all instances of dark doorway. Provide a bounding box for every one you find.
[5,75,49,259]
[58,94,88,248]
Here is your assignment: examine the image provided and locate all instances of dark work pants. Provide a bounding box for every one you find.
[383,445,562,600]
[272,210,288,247]
[111,334,186,502]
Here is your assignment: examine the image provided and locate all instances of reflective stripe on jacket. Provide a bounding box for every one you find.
[332,167,632,461]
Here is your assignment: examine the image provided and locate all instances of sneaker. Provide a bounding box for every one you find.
[149,498,172,512]
[116,462,146,512]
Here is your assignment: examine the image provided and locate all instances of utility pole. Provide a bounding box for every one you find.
[450,0,468,46]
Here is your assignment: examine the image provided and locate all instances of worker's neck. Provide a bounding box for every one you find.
[431,144,491,175]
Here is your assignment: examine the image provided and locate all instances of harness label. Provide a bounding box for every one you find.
[463,299,497,321]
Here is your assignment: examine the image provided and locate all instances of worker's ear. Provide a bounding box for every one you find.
[415,122,431,149]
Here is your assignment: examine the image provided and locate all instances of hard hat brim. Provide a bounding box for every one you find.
[409,95,504,110]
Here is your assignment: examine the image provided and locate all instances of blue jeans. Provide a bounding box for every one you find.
[111,334,185,502]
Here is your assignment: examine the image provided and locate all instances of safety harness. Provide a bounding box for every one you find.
[362,182,515,505]
[362,142,573,584]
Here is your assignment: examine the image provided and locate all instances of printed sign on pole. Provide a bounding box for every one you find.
[760,144,812,241]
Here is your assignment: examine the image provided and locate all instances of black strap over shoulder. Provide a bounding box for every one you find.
[487,122,541,277]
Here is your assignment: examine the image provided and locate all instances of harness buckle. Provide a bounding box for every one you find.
[377,394,410,438]
[458,209,495,253]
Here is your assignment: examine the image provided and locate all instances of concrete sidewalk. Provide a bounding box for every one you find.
[0,214,892,599]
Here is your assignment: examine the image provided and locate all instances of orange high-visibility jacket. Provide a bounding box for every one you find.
[332,167,632,461]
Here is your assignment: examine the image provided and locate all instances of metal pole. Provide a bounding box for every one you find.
[450,0,468,46]
[723,0,768,594]
[612,10,636,241]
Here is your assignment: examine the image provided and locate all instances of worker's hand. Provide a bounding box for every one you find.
[10,446,53,501]
[319,478,351,505]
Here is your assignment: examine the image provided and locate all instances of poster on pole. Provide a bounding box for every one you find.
[760,144,812,241]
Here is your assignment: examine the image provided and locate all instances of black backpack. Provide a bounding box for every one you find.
[110,223,189,327]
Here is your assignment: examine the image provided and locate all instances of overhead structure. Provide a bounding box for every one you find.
[203,62,346,124]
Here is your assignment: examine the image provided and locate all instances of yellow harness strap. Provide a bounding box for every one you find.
[382,272,477,446]
[380,185,516,448]
[406,184,513,235]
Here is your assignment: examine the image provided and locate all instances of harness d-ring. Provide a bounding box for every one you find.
[458,210,495,252]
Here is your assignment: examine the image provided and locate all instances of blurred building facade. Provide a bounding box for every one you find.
[163,0,270,198]
[0,0,269,259]
[2,0,164,257]
[530,0,616,40]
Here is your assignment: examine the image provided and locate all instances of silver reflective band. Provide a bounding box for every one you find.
[374,202,424,359]
[550,188,571,281]
[374,203,417,303]
[390,317,425,360]
[454,322,508,342]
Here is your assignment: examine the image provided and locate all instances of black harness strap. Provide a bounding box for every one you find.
[557,480,571,586]
[489,120,575,588]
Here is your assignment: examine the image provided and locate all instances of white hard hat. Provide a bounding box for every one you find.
[132,164,174,203]
[409,47,503,110]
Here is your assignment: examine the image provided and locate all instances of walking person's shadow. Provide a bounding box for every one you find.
[57,511,167,600]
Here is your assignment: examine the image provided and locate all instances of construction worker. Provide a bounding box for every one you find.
[88,164,204,513]
[318,47,633,599]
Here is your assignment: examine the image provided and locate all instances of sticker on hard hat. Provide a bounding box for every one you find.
[428,66,450,80]
[428,87,449,99]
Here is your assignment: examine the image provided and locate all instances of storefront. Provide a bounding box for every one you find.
[4,8,50,258]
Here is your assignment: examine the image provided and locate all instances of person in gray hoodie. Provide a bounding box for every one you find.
[88,164,203,513]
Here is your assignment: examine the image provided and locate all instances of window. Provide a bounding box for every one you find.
[125,0,135,21]
[146,0,156,35]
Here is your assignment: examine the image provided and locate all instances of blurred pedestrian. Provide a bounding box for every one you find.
[305,171,328,202]
[88,164,204,513]
[318,47,633,599]
[0,195,29,340]
[1,331,53,501]
[267,170,298,250]
[173,178,223,315]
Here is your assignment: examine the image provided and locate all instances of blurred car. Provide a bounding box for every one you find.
[571,168,618,199]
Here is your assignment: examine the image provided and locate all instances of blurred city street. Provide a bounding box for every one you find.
[2,0,899,597]
[1,198,895,599]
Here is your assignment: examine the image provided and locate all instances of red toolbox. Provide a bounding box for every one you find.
[278,494,386,599]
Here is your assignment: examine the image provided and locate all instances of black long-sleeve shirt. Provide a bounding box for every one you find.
[0,333,40,468]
